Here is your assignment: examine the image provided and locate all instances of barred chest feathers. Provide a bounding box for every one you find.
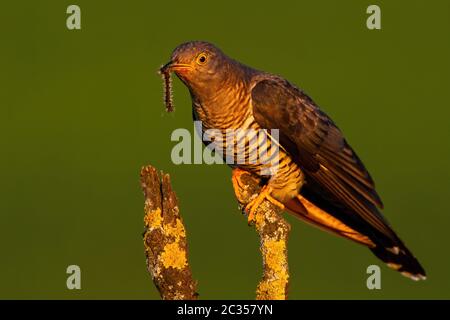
[192,84,305,202]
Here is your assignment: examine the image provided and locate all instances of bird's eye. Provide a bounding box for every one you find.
[196,53,208,65]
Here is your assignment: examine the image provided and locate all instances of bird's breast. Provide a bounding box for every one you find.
[191,85,304,198]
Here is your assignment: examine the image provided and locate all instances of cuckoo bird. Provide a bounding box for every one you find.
[160,41,426,281]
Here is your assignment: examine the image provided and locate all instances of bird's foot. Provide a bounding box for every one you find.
[231,167,249,201]
[245,186,285,225]
[231,168,247,191]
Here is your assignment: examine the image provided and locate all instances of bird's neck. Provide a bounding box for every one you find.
[191,84,250,130]
[192,62,257,130]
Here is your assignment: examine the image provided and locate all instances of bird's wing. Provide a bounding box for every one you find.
[251,77,396,241]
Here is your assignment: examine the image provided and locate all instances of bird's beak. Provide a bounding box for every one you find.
[159,61,192,74]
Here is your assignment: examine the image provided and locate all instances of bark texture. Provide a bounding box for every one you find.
[141,165,197,300]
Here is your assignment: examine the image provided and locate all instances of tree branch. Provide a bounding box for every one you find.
[141,165,197,300]
[141,165,290,300]
[232,172,291,300]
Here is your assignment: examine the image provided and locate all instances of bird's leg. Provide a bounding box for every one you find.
[231,168,285,224]
[231,167,247,199]
[245,185,285,224]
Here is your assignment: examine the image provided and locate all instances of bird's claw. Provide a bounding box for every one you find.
[244,186,285,225]
[231,168,247,199]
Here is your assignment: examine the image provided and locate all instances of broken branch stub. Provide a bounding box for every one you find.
[141,165,197,300]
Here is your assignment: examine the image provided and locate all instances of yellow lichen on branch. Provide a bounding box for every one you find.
[144,208,162,228]
[160,242,188,269]
[141,165,197,300]
[141,165,289,300]
[232,170,291,300]
[257,238,289,300]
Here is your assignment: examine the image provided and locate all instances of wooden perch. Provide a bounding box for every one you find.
[141,165,290,300]
[141,165,197,300]
[232,171,291,300]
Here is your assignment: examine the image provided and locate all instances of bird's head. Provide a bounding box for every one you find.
[160,41,235,100]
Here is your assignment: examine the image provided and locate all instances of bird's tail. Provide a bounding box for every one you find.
[284,195,426,281]
[369,240,426,281]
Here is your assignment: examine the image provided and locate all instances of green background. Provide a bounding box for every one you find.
[1,0,449,299]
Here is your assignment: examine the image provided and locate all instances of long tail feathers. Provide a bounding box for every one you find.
[285,195,426,281]
[370,243,426,281]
